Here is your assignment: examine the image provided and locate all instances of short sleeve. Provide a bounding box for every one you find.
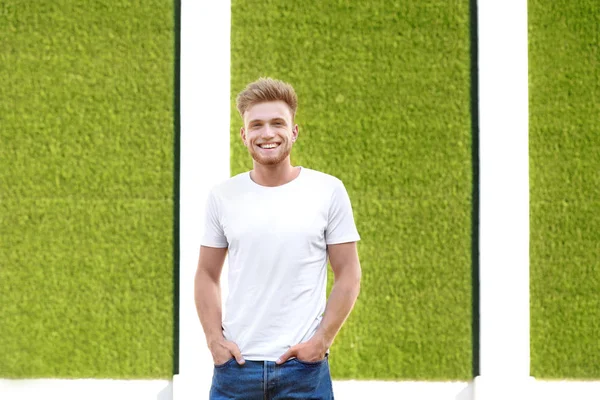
[200,190,229,248]
[325,180,361,245]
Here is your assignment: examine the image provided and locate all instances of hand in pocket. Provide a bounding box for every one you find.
[210,338,245,365]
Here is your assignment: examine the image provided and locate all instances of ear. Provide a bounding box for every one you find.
[292,124,299,142]
[240,127,247,146]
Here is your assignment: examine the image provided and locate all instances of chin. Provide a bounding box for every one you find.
[250,150,291,166]
[253,156,283,166]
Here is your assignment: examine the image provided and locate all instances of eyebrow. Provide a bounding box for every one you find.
[248,118,287,125]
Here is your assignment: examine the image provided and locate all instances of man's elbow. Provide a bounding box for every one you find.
[354,263,362,294]
[195,264,220,286]
[339,262,361,294]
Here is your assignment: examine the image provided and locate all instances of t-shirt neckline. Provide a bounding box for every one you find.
[247,166,304,189]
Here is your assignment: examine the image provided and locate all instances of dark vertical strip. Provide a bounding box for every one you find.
[172,0,181,376]
[469,0,480,378]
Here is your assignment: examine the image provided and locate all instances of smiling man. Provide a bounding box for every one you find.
[194,77,362,400]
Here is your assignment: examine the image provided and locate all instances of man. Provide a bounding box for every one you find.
[195,77,361,400]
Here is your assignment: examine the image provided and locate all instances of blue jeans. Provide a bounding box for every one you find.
[209,357,334,400]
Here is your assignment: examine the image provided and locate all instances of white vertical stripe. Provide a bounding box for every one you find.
[476,0,530,398]
[176,1,231,398]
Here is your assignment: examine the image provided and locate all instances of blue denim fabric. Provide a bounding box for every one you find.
[209,357,334,400]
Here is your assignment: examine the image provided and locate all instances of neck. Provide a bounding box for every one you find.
[250,159,300,187]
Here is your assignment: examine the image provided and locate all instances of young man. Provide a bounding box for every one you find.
[195,77,361,400]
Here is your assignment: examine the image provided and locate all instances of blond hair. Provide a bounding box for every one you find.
[236,77,298,119]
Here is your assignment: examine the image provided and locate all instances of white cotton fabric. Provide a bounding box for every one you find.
[201,167,360,361]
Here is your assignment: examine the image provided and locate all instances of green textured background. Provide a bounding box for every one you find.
[0,1,175,378]
[529,0,600,378]
[2,0,597,383]
[231,0,474,380]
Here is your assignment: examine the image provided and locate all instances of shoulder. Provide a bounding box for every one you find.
[300,168,345,189]
[209,172,250,199]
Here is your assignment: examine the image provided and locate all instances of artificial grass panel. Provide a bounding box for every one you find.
[0,1,175,378]
[0,199,173,378]
[231,0,473,380]
[529,0,600,379]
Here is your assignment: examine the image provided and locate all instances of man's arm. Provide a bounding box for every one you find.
[276,241,361,363]
[314,241,362,347]
[195,245,245,365]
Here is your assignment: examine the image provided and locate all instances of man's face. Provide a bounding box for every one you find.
[241,101,298,166]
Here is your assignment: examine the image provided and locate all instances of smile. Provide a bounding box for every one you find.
[258,143,280,149]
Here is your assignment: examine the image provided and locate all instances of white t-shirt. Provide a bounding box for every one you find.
[201,167,360,361]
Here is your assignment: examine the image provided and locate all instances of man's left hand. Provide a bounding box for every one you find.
[275,335,328,365]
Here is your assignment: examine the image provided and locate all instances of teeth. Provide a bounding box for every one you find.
[260,143,278,149]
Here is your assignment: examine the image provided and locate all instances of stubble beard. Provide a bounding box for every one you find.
[249,142,292,166]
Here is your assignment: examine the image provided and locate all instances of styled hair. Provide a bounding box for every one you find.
[236,77,298,119]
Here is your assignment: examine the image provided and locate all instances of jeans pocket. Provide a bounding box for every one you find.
[293,355,328,366]
[214,358,236,368]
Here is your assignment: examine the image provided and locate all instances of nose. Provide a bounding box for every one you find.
[262,124,276,138]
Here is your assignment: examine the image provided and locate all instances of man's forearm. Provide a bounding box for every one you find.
[314,268,361,347]
[194,269,224,344]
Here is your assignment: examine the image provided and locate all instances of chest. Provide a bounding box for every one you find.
[221,191,329,247]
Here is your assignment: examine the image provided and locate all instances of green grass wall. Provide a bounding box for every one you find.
[529,0,600,378]
[4,0,595,384]
[0,1,175,378]
[231,0,474,380]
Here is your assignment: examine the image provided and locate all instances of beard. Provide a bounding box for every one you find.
[248,141,292,166]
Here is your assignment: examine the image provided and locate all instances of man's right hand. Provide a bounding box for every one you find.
[209,338,245,365]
